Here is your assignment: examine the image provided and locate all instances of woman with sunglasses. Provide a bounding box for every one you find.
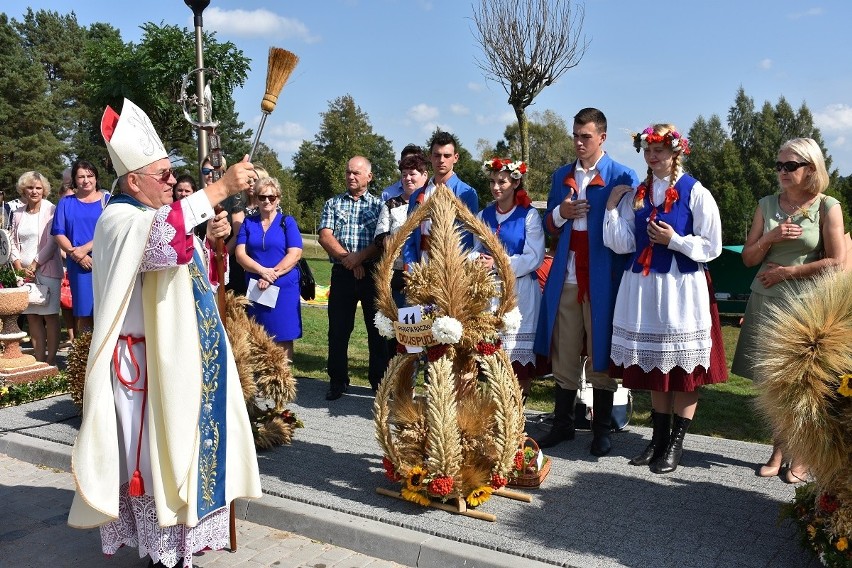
[51,159,110,333]
[732,137,845,484]
[235,176,302,361]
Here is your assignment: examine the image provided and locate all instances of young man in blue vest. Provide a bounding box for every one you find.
[534,108,639,456]
[402,131,479,264]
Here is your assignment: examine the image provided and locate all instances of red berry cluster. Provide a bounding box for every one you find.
[426,344,449,362]
[427,475,455,497]
[490,473,508,489]
[819,492,840,514]
[513,449,525,471]
[382,457,401,481]
[475,339,502,355]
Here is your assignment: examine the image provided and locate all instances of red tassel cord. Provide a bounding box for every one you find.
[113,335,148,497]
[638,209,658,276]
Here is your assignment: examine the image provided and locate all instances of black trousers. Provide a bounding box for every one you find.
[327,263,389,391]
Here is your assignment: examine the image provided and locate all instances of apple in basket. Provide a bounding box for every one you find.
[522,446,546,474]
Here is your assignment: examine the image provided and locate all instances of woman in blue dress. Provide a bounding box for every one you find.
[51,159,110,332]
[235,176,303,361]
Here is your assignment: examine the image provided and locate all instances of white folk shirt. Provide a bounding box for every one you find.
[550,154,605,285]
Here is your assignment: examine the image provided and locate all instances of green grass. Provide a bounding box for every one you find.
[293,236,770,442]
[523,317,771,443]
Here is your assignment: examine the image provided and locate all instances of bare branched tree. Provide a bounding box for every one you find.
[472,0,588,164]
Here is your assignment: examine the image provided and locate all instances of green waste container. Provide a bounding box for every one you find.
[707,245,759,315]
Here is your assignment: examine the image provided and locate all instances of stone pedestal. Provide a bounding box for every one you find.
[0,288,59,384]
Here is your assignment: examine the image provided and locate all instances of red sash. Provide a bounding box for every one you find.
[569,230,590,302]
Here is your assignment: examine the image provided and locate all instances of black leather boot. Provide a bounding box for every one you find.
[535,386,577,449]
[590,388,614,457]
[651,414,692,474]
[629,410,671,466]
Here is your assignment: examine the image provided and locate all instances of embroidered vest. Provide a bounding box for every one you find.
[630,175,700,274]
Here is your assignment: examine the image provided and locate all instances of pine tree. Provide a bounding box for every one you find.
[0,14,64,193]
[686,115,753,244]
[14,9,87,177]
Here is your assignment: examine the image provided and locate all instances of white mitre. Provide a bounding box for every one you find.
[101,98,168,176]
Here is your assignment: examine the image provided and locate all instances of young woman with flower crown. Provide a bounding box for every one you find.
[603,124,726,474]
[474,158,545,398]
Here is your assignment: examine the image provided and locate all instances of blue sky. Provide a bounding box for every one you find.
[7,0,852,179]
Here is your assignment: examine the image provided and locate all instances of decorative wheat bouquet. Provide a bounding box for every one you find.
[373,184,526,508]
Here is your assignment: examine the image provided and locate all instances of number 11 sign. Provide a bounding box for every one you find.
[395,306,436,353]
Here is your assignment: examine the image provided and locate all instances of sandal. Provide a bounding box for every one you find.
[757,444,784,478]
[785,464,810,484]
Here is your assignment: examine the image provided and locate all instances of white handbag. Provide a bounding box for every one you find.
[23,282,50,306]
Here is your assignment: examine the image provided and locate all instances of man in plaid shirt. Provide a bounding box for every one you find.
[318,156,389,401]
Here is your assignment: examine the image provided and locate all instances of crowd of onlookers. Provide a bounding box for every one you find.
[4,162,106,366]
[6,106,840,484]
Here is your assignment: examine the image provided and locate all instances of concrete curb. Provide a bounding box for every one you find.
[1,431,557,568]
[237,492,558,568]
[0,431,71,472]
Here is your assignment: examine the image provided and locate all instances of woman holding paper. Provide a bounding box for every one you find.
[235,176,303,360]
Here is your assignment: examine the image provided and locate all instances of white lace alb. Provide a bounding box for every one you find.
[100,483,230,568]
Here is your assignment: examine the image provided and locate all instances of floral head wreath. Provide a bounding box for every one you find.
[482,157,528,179]
[632,127,691,155]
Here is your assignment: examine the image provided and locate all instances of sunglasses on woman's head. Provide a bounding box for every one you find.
[775,161,810,173]
[201,168,214,175]
[257,194,278,202]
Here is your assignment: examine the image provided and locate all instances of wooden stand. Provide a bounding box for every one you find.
[376,484,532,522]
[493,487,532,502]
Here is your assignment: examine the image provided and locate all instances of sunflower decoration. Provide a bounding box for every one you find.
[68,291,301,451]
[757,269,852,554]
[374,184,526,511]
[401,465,431,506]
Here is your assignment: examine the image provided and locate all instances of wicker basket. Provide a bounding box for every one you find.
[507,437,551,488]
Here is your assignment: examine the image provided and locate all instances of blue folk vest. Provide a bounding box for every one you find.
[630,174,700,274]
[481,204,538,280]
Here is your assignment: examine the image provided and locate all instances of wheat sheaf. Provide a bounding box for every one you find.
[373,184,524,506]
[755,269,852,534]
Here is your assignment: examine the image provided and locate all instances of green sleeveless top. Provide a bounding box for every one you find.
[750,193,839,298]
